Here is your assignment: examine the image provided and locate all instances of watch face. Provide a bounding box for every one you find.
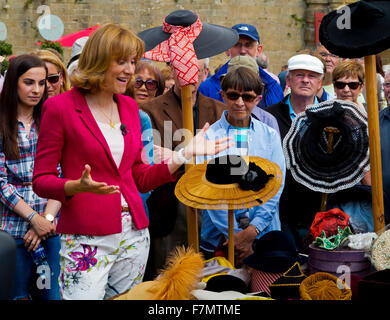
[45,214,55,222]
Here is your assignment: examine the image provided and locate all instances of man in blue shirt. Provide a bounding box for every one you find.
[198,23,284,110]
[196,67,286,266]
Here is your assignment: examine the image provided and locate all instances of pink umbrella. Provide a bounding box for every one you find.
[35,24,100,47]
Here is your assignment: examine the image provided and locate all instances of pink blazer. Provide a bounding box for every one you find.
[33,87,176,236]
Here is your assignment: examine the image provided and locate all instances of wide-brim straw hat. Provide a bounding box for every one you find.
[319,1,390,58]
[175,156,283,210]
[137,9,239,59]
[283,100,369,194]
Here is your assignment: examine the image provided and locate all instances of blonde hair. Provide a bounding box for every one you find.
[332,59,365,84]
[70,23,144,93]
[30,49,71,93]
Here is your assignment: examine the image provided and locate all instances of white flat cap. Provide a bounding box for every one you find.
[288,54,324,74]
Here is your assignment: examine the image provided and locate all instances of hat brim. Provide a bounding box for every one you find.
[138,23,239,59]
[243,253,307,273]
[319,1,390,58]
[283,100,370,193]
[288,65,323,75]
[174,156,283,210]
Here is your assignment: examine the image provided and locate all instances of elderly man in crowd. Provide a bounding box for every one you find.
[314,43,340,100]
[379,70,390,218]
[199,23,283,110]
[267,54,324,252]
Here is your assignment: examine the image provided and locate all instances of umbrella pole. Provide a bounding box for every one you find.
[228,209,235,266]
[181,85,199,251]
[364,55,385,234]
[320,127,339,212]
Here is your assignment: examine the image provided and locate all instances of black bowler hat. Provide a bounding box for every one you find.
[137,10,238,59]
[243,231,307,273]
[319,1,390,58]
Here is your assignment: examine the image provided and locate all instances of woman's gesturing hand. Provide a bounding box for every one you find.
[182,122,233,159]
[65,164,120,196]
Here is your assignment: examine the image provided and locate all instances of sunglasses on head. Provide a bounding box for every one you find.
[225,91,258,103]
[134,78,158,91]
[46,73,61,84]
[333,81,362,90]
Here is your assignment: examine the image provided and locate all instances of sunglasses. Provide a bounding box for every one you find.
[47,73,61,84]
[134,78,158,91]
[333,81,362,90]
[225,91,258,103]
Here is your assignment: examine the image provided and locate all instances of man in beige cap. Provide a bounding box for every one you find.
[267,53,324,253]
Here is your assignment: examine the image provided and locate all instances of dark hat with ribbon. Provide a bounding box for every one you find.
[269,262,307,300]
[138,10,238,59]
[243,231,307,273]
[138,10,238,87]
[319,0,390,58]
[283,100,369,194]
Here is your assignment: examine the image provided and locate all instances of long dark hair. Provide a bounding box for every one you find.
[0,54,48,159]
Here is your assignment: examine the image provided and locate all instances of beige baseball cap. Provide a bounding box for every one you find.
[220,55,259,80]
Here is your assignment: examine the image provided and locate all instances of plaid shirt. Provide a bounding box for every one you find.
[0,122,57,238]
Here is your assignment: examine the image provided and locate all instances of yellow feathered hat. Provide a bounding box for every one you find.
[113,246,204,300]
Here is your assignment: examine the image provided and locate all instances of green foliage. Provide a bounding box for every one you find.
[1,59,9,76]
[0,40,12,56]
[40,41,64,57]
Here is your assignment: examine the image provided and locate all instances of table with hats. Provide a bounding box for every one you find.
[111,3,390,301]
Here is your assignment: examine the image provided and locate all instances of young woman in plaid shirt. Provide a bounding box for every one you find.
[0,54,62,300]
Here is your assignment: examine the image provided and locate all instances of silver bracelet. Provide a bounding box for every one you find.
[177,148,191,164]
[26,212,37,223]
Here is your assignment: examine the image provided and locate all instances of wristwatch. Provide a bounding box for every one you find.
[44,213,55,223]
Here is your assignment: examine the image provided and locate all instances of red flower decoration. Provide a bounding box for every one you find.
[310,208,350,239]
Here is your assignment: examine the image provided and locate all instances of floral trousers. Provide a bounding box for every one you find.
[59,211,150,300]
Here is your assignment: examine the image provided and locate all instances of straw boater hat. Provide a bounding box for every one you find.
[319,0,390,58]
[174,155,283,210]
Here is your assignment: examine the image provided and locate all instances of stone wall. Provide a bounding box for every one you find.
[2,0,388,74]
[0,0,307,75]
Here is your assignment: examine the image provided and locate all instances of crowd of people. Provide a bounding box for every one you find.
[0,19,389,300]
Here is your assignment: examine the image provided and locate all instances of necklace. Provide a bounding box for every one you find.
[90,103,116,128]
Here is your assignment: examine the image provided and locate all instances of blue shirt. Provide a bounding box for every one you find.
[139,110,154,219]
[286,95,319,121]
[251,107,280,136]
[198,60,284,110]
[196,111,286,252]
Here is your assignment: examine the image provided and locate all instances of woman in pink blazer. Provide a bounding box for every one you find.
[32,23,231,300]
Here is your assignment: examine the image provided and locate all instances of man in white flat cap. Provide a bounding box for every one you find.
[267,54,324,253]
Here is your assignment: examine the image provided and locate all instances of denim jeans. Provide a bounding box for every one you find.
[13,235,61,300]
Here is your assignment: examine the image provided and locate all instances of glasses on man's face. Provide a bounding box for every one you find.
[134,78,158,91]
[319,52,338,59]
[333,81,362,90]
[383,82,390,89]
[225,91,257,103]
[47,73,61,84]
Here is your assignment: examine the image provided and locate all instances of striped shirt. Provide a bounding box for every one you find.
[0,121,57,238]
